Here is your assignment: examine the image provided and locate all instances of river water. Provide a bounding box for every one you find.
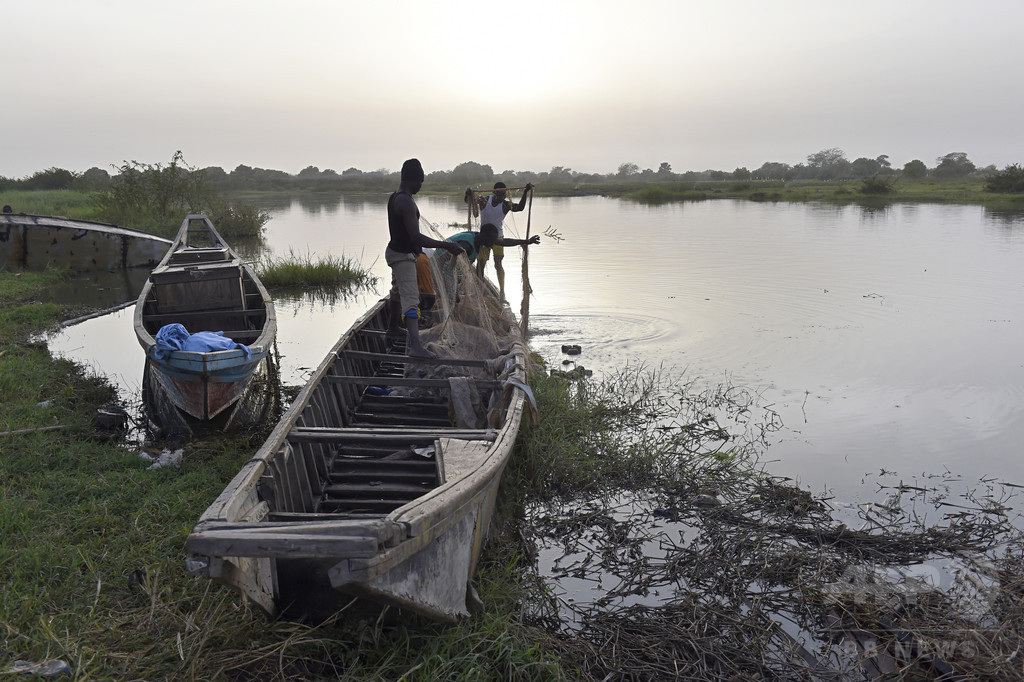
[48,195,1024,506]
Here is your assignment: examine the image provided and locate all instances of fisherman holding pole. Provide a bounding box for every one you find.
[464,181,534,302]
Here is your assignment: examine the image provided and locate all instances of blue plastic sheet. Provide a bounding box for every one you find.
[153,323,251,360]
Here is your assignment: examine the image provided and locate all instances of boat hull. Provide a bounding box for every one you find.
[146,348,269,420]
[186,291,531,621]
[134,214,276,429]
[0,214,171,271]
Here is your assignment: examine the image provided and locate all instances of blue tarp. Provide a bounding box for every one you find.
[152,323,251,360]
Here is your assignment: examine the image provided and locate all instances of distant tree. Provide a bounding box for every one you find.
[732,167,751,181]
[708,169,728,181]
[902,159,928,178]
[791,163,816,180]
[616,162,640,179]
[547,166,574,183]
[753,161,791,181]
[807,148,850,180]
[657,162,673,178]
[932,152,976,178]
[229,164,256,186]
[75,167,111,190]
[201,166,228,188]
[22,167,77,190]
[451,161,494,187]
[875,154,891,168]
[850,157,882,178]
[297,166,321,178]
[341,167,363,177]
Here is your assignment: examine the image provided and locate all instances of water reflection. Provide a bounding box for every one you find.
[45,197,1024,503]
[983,207,1024,228]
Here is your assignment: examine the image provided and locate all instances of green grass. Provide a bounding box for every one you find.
[257,249,377,290]
[0,269,570,680]
[0,190,105,221]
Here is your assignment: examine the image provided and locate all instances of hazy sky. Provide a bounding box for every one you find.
[4,0,1022,179]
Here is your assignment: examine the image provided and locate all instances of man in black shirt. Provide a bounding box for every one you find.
[385,159,463,357]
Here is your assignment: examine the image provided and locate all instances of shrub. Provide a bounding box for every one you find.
[984,164,1024,193]
[95,151,267,238]
[860,175,896,195]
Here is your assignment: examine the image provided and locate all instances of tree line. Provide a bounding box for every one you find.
[2,149,1022,194]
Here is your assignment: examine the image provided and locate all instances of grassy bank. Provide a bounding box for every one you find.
[0,270,569,680]
[4,265,1024,679]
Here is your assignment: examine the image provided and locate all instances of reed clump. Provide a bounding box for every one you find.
[507,365,1024,681]
[256,249,376,291]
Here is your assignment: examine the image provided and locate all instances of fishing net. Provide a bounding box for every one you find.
[385,214,537,429]
[417,213,522,359]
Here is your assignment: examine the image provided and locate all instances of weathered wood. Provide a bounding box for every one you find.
[188,532,380,558]
[288,427,495,442]
[141,308,267,323]
[343,350,488,368]
[185,285,531,621]
[326,375,501,390]
[0,425,66,437]
[134,214,277,423]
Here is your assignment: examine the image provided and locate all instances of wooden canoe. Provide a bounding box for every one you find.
[134,214,276,423]
[0,213,171,271]
[185,290,533,621]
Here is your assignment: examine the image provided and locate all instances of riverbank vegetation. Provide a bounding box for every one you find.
[3,266,1024,678]
[4,148,1024,220]
[0,270,563,680]
[1,152,269,240]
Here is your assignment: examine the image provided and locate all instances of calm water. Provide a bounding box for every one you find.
[49,195,1024,504]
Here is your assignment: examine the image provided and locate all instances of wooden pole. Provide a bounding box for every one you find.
[519,188,533,337]
[0,425,66,437]
[470,185,533,194]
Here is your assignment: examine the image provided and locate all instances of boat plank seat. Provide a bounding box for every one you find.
[317,499,412,514]
[287,426,496,442]
[358,396,450,410]
[323,482,432,497]
[343,350,489,368]
[168,247,231,264]
[350,412,452,427]
[144,308,266,322]
[326,376,502,390]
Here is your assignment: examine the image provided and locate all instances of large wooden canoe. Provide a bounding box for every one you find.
[134,215,276,423]
[185,288,533,621]
[0,213,171,271]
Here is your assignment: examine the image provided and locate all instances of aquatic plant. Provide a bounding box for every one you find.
[506,365,1024,680]
[256,248,376,291]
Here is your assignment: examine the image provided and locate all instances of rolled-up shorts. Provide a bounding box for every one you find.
[386,246,420,316]
[477,243,503,263]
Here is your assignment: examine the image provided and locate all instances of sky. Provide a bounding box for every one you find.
[3,0,1022,179]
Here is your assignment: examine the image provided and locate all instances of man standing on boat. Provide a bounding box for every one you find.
[464,181,534,301]
[386,159,464,357]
